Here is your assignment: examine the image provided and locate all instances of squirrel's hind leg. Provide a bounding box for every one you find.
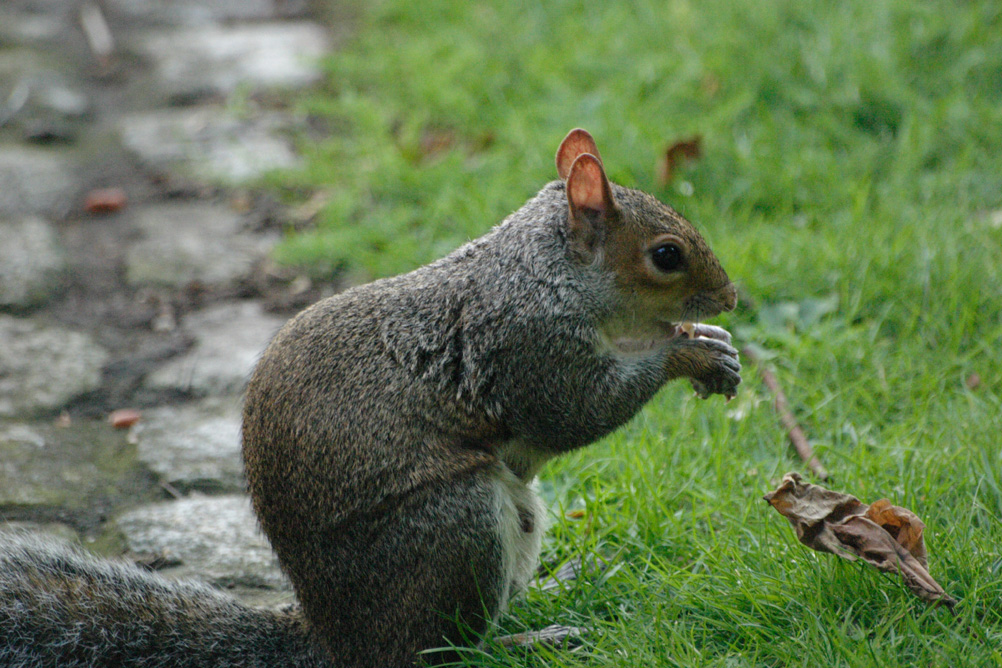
[295,464,543,667]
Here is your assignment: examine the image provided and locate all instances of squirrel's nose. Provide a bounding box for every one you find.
[718,283,738,312]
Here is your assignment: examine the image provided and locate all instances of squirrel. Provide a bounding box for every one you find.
[0,129,739,667]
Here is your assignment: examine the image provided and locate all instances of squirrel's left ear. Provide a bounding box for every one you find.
[565,153,618,257]
[556,128,603,181]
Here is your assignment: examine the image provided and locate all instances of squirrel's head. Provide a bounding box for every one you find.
[555,128,737,332]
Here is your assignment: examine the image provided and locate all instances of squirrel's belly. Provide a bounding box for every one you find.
[487,464,547,615]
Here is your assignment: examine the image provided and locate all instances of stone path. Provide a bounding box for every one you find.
[0,0,339,606]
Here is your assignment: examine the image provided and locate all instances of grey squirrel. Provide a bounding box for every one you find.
[0,129,739,667]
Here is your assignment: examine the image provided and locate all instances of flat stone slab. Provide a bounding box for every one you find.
[115,495,288,589]
[105,0,308,25]
[0,522,79,547]
[119,107,301,183]
[0,6,73,44]
[0,420,143,511]
[134,397,245,493]
[0,147,77,218]
[0,216,66,308]
[0,316,108,417]
[144,302,286,396]
[0,49,90,120]
[124,201,277,287]
[132,22,328,100]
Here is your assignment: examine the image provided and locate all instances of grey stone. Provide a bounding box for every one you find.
[0,522,79,546]
[0,421,140,509]
[135,397,245,493]
[0,51,88,140]
[133,22,328,98]
[0,148,77,218]
[124,201,277,287]
[0,316,108,417]
[115,495,288,589]
[105,0,308,25]
[144,302,285,396]
[0,9,69,43]
[0,46,62,84]
[34,79,89,118]
[119,107,301,183]
[0,66,89,117]
[0,216,66,308]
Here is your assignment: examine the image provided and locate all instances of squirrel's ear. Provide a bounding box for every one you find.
[556,128,603,181]
[566,153,617,255]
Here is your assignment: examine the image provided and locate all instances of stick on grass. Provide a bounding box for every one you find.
[742,346,829,480]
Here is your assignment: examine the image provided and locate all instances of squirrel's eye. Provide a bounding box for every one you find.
[650,243,683,273]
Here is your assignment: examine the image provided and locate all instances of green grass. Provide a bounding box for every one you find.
[274,0,1002,665]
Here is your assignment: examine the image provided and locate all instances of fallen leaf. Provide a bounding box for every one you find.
[864,498,927,567]
[84,187,127,214]
[658,135,702,186]
[419,127,456,158]
[763,472,955,609]
[108,408,141,429]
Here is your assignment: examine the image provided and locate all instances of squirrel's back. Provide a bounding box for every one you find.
[0,533,330,668]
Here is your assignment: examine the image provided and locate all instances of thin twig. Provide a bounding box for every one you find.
[742,346,830,480]
[496,625,585,650]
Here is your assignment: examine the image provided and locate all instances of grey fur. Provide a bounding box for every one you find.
[0,533,329,667]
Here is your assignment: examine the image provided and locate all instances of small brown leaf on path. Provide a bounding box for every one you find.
[764,472,955,609]
[84,187,127,214]
[658,135,702,186]
[108,408,141,429]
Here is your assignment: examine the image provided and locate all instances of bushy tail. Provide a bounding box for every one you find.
[0,533,331,668]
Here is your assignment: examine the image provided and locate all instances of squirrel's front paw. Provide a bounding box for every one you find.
[671,336,741,399]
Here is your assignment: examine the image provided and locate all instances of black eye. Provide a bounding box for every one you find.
[650,243,683,272]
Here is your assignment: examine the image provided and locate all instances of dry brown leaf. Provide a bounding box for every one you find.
[865,498,927,568]
[763,472,956,609]
[84,187,127,214]
[108,408,141,429]
[657,136,702,186]
[419,128,457,158]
